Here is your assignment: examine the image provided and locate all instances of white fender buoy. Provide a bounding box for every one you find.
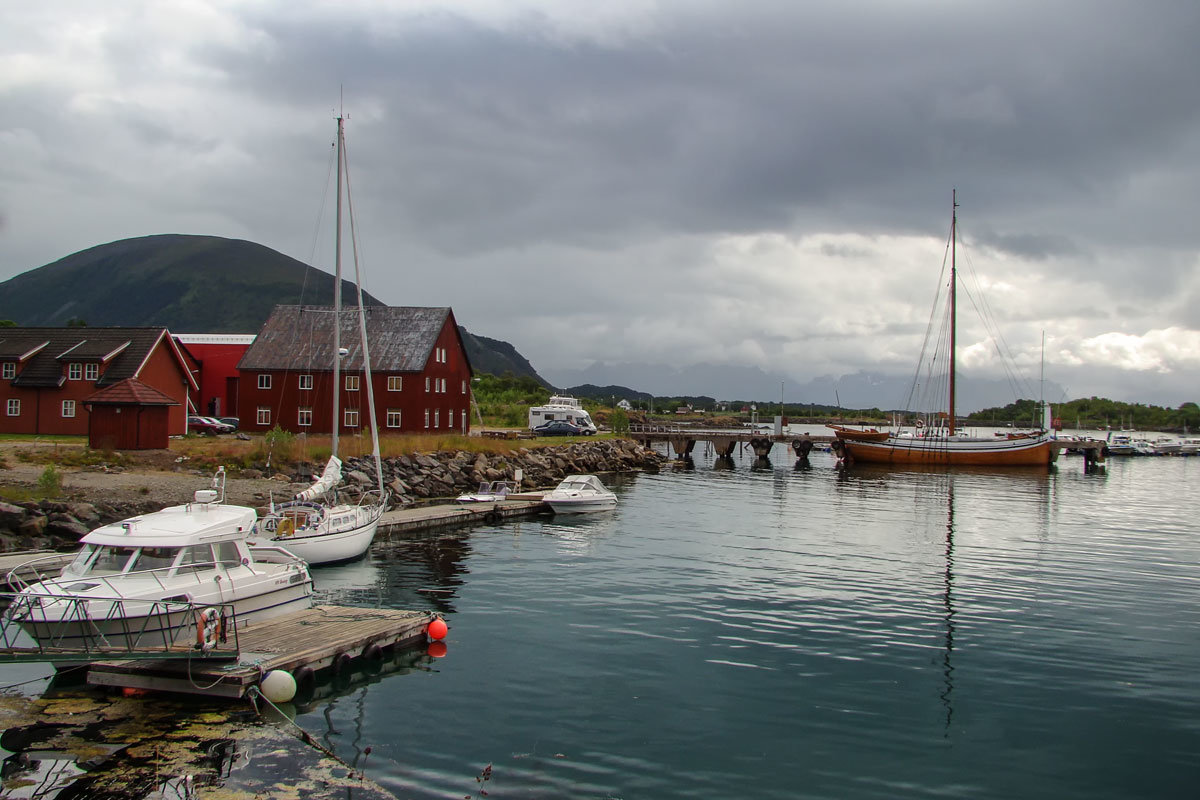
[261,670,297,703]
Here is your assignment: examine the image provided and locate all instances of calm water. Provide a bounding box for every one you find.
[306,445,1200,799]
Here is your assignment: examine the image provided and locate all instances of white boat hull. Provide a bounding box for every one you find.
[546,497,618,514]
[266,504,383,565]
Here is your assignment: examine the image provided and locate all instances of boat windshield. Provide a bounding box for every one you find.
[128,547,178,573]
[66,545,139,577]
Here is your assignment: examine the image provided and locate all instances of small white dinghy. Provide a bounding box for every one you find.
[544,475,617,514]
[456,480,517,503]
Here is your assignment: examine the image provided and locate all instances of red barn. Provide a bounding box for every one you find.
[0,328,197,437]
[236,306,473,435]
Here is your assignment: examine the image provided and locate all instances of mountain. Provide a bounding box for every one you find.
[458,328,551,386]
[0,234,384,332]
[0,234,544,383]
[544,362,1066,414]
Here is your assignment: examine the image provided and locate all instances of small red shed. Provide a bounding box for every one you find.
[84,378,180,450]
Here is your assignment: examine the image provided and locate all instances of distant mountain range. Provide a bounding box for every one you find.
[546,362,1065,415]
[0,234,551,386]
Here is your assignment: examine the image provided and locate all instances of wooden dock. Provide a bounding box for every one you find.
[86,605,436,698]
[377,496,548,534]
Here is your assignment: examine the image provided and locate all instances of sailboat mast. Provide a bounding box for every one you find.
[332,114,344,458]
[948,190,957,437]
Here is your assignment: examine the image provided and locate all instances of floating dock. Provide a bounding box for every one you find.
[86,605,436,698]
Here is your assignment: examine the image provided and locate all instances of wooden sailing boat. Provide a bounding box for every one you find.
[258,114,388,563]
[831,192,1057,466]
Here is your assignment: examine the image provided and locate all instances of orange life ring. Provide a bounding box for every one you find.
[196,607,223,652]
[915,419,925,428]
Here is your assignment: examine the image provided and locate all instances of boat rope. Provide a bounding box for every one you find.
[246,684,365,776]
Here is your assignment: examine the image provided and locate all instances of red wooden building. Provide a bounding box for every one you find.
[173,334,255,420]
[236,306,473,436]
[0,328,197,437]
[84,378,179,450]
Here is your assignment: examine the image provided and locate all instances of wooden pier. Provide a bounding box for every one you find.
[377,496,548,535]
[629,425,1107,464]
[86,605,436,698]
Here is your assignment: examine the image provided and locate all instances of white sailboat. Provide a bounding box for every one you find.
[258,113,388,565]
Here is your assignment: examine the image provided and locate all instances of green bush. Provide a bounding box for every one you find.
[37,465,62,498]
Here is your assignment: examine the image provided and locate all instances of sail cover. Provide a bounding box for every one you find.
[295,456,343,501]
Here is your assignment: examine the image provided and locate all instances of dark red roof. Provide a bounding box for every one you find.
[84,378,179,406]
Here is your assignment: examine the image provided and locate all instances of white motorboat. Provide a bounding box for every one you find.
[544,475,617,514]
[3,469,313,652]
[457,480,517,503]
[257,114,388,566]
[1179,438,1200,456]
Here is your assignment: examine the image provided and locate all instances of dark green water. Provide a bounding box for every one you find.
[308,450,1200,799]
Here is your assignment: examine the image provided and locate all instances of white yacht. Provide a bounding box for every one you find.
[544,475,618,514]
[3,469,313,653]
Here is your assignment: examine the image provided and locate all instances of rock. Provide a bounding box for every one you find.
[241,468,263,479]
[345,469,372,485]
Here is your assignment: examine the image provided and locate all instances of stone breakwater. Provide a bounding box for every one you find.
[0,439,665,552]
[337,437,664,503]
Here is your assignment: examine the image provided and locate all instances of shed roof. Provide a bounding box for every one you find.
[84,377,180,406]
[238,306,460,373]
[0,328,191,389]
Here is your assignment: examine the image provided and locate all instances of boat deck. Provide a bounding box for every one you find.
[86,605,435,698]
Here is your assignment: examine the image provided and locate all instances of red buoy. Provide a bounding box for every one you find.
[427,617,448,640]
[427,641,448,658]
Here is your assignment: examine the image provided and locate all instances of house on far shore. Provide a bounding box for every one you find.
[0,327,197,438]
[236,305,473,436]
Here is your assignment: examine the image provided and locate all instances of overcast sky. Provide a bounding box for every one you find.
[3,1,1199,408]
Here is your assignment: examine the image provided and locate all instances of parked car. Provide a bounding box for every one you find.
[188,416,233,435]
[218,416,240,430]
[533,420,585,436]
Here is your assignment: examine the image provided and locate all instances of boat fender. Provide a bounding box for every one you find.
[484,509,501,524]
[196,607,224,652]
[293,665,316,696]
[332,651,352,675]
[362,641,383,661]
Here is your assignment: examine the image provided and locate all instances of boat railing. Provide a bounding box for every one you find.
[0,591,240,663]
[4,553,80,593]
[34,559,268,596]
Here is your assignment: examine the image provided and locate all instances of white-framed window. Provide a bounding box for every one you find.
[298,374,313,390]
[388,376,402,392]
[68,363,82,380]
[448,408,454,428]
[345,375,360,392]
[441,378,448,393]
[6,399,19,416]
[386,409,402,428]
[298,407,313,427]
[425,376,431,392]
[345,409,359,427]
[1,362,14,379]
[462,379,467,394]
[434,409,440,428]
[257,407,271,426]
[424,408,430,428]
[258,374,271,390]
[62,400,76,418]
[84,364,99,380]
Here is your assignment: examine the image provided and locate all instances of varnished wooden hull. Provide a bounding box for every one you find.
[840,435,1056,466]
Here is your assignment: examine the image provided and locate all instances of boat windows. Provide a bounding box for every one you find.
[175,544,215,574]
[214,541,242,567]
[131,547,177,573]
[89,546,139,576]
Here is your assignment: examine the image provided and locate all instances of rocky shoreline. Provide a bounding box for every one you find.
[0,438,666,552]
